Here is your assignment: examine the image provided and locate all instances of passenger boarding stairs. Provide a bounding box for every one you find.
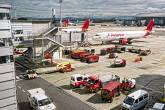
[34,26,64,59]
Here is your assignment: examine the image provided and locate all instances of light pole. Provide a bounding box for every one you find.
[59,0,63,44]
[59,0,63,27]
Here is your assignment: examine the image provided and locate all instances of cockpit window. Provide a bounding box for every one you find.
[123,97,135,105]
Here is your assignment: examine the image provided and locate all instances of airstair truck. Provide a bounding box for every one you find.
[27,88,56,110]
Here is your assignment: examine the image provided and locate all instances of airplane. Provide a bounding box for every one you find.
[92,19,154,45]
[62,18,90,33]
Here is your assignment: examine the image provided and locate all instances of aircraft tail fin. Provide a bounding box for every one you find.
[82,18,90,32]
[63,19,69,27]
[144,19,154,37]
[146,19,154,32]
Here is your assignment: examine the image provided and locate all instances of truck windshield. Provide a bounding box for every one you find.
[77,77,83,81]
[88,79,95,85]
[38,98,53,106]
[123,97,135,105]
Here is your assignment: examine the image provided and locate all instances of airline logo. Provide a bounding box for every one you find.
[108,33,125,37]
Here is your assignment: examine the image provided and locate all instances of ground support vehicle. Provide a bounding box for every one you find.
[70,74,89,88]
[139,49,151,56]
[101,46,125,56]
[56,62,73,73]
[101,81,121,103]
[27,88,56,110]
[111,58,126,67]
[85,74,120,92]
[128,48,141,54]
[80,53,92,61]
[71,50,88,59]
[134,56,143,62]
[82,54,99,63]
[120,78,136,93]
[122,89,149,110]
[23,70,37,79]
[107,46,126,53]
[100,48,107,55]
[109,53,118,59]
[101,79,136,103]
[128,48,151,56]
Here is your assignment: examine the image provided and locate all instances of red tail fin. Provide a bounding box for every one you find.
[63,19,69,27]
[144,19,154,37]
[82,18,90,32]
[146,19,154,32]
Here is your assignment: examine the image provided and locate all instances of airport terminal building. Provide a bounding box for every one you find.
[136,12,165,26]
[0,4,18,110]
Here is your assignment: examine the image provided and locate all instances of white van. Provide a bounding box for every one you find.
[27,88,56,110]
[122,89,149,110]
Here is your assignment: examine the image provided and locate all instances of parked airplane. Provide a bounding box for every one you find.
[62,18,90,33]
[92,19,154,45]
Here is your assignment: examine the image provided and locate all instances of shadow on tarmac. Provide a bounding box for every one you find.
[18,102,32,110]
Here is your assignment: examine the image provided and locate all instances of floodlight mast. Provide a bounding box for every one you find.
[59,0,63,27]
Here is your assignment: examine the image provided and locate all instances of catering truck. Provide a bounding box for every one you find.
[27,88,56,110]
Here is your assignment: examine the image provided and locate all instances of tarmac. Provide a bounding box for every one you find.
[40,25,165,110]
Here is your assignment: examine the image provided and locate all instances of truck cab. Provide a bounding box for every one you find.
[24,70,37,79]
[85,74,120,92]
[28,88,56,110]
[112,58,126,67]
[70,74,89,88]
[101,81,121,103]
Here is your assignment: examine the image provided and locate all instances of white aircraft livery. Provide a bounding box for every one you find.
[93,19,154,44]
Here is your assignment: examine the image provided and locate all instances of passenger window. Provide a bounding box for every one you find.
[71,77,75,81]
[139,96,143,102]
[135,99,138,104]
[144,94,148,99]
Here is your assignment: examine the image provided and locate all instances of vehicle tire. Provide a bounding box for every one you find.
[101,97,105,101]
[109,97,113,103]
[87,59,90,63]
[95,88,100,93]
[122,64,126,67]
[128,41,132,44]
